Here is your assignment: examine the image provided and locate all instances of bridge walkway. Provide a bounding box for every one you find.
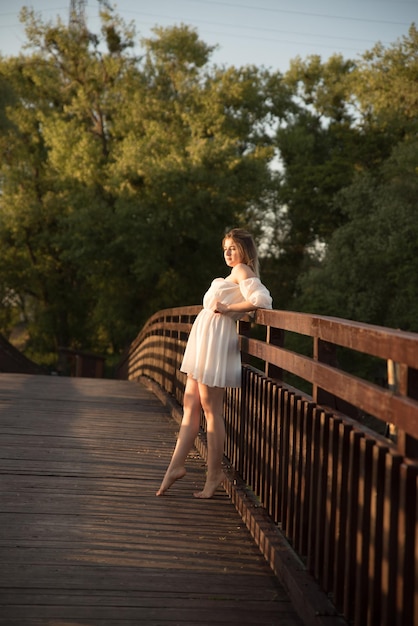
[0,373,304,626]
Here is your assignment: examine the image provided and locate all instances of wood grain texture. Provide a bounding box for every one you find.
[0,373,302,626]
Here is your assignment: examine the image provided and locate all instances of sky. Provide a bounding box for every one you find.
[0,0,416,72]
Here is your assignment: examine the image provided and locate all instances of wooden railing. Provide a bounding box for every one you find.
[117,306,418,626]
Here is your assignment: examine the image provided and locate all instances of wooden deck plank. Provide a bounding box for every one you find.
[0,373,303,625]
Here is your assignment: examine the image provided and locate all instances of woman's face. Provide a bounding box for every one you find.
[223,238,243,268]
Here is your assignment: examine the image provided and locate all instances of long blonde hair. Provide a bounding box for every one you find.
[223,228,260,277]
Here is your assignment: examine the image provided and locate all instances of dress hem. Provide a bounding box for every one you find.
[181,370,241,389]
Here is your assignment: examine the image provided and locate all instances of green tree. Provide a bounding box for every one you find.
[0,8,138,360]
[349,24,418,137]
[264,53,362,307]
[110,26,285,313]
[265,25,418,312]
[0,9,286,363]
[296,137,418,331]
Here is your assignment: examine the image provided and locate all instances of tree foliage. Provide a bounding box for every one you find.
[0,8,416,367]
[296,137,418,330]
[0,8,286,362]
[293,25,418,330]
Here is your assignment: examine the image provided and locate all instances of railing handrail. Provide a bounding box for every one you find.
[119,305,418,447]
[125,304,418,363]
[256,308,418,367]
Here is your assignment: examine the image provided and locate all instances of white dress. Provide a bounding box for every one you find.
[180,277,273,388]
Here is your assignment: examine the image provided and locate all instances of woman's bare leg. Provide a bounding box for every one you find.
[156,377,201,496]
[194,384,225,499]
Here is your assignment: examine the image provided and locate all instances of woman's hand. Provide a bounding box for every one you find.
[214,301,230,314]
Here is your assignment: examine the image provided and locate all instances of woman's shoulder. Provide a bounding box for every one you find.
[230,263,256,282]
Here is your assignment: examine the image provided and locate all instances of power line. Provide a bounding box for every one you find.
[0,0,413,61]
[0,0,413,27]
[128,10,395,46]
[182,0,413,26]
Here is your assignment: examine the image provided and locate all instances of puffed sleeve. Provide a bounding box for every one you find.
[239,277,273,309]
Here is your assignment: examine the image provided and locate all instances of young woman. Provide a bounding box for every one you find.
[156,228,272,498]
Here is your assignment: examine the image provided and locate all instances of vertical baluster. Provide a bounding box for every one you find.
[332,421,353,613]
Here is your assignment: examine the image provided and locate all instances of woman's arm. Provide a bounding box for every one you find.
[214,300,257,314]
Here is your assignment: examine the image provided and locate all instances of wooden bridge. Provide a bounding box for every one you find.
[1,306,418,625]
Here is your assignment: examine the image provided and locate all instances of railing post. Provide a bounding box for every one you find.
[237,320,252,479]
[313,338,362,420]
[396,364,418,459]
[313,338,337,407]
[238,319,251,364]
[265,326,284,381]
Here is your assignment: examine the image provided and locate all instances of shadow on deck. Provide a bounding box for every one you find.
[0,373,304,626]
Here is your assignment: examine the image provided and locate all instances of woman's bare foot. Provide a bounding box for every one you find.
[193,470,225,499]
[156,467,186,496]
